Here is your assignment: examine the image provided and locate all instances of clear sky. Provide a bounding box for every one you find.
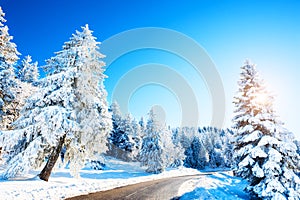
[2,0,300,137]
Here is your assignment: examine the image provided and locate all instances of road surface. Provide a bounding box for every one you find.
[66,174,206,200]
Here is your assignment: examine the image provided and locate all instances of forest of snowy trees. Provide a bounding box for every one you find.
[0,7,300,199]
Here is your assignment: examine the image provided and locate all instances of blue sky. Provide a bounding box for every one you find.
[2,0,300,137]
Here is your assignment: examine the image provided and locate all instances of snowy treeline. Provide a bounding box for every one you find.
[106,102,235,173]
[173,126,234,169]
[232,60,300,199]
[107,102,185,173]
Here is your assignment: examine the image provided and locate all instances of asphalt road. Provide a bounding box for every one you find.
[65,174,205,200]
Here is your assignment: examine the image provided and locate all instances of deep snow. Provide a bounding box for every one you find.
[180,171,250,200]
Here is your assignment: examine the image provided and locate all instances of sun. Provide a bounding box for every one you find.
[254,92,270,106]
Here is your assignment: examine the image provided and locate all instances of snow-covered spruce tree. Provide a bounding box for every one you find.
[221,128,235,168]
[294,140,300,156]
[140,108,164,173]
[0,7,20,130]
[2,25,112,181]
[107,101,122,156]
[139,108,178,173]
[139,117,146,134]
[233,60,300,199]
[163,127,185,167]
[107,102,135,160]
[16,55,39,84]
[8,56,40,129]
[114,114,135,159]
[184,135,208,169]
[129,118,142,160]
[200,127,225,168]
[171,128,185,167]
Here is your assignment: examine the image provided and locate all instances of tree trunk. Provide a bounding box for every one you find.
[0,147,2,161]
[39,134,66,181]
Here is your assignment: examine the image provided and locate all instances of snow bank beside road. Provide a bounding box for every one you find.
[180,172,250,200]
[0,158,200,200]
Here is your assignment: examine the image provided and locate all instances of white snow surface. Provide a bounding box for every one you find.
[180,171,250,200]
[0,157,250,200]
[0,157,202,200]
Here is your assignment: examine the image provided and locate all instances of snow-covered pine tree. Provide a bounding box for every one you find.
[221,128,235,168]
[200,127,225,168]
[139,117,145,134]
[233,60,300,199]
[109,102,132,151]
[2,25,112,181]
[294,140,300,156]
[107,102,135,160]
[110,101,122,129]
[161,126,184,168]
[139,108,164,173]
[139,108,180,173]
[8,55,40,129]
[184,135,208,169]
[171,128,186,167]
[107,101,122,155]
[130,118,142,160]
[117,114,135,152]
[0,7,20,130]
[17,55,39,84]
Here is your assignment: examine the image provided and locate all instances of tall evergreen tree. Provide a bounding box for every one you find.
[107,102,144,161]
[131,118,142,160]
[0,7,20,130]
[184,135,208,169]
[233,60,300,199]
[140,108,164,173]
[108,102,125,150]
[2,25,112,181]
[139,108,179,173]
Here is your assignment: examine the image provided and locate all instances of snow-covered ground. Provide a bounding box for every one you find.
[0,157,249,200]
[179,171,250,200]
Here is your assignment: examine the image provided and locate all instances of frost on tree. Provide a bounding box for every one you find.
[16,55,39,84]
[139,109,164,173]
[199,127,226,168]
[107,101,143,161]
[139,108,179,173]
[9,55,40,128]
[107,102,136,161]
[2,25,112,181]
[109,103,132,151]
[173,126,231,169]
[232,60,300,199]
[131,118,142,157]
[0,7,20,130]
[184,135,208,169]
[108,102,132,160]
